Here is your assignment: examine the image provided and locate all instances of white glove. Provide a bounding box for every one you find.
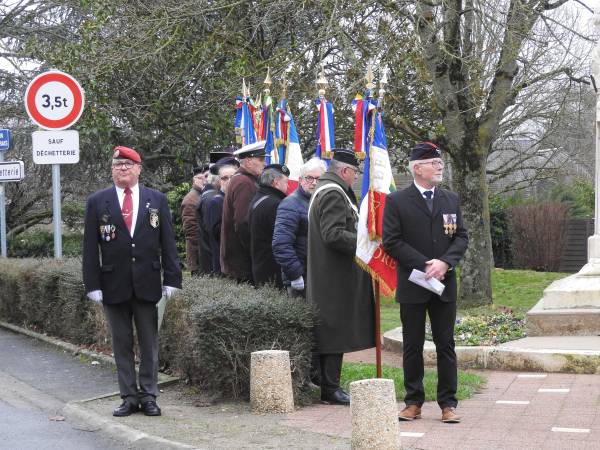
[87,290,103,304]
[162,286,180,299]
[290,276,305,291]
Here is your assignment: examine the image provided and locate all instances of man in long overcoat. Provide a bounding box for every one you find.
[83,146,182,417]
[220,141,266,283]
[382,141,468,423]
[307,148,375,405]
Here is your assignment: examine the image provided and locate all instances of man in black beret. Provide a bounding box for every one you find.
[249,163,290,287]
[180,165,208,275]
[307,148,375,405]
[382,141,468,423]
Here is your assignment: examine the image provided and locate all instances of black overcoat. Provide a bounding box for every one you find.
[306,172,375,354]
[382,183,468,304]
[195,184,218,274]
[82,184,182,304]
[249,184,287,288]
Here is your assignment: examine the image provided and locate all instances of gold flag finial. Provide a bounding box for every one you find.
[316,63,328,97]
[365,65,375,90]
[242,78,250,97]
[379,67,389,98]
[264,67,272,87]
[281,76,288,99]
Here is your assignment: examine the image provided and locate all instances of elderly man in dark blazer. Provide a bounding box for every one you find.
[382,142,468,424]
[307,148,375,406]
[83,146,182,417]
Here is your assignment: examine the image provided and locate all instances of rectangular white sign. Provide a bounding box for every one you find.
[0,161,24,182]
[32,130,79,164]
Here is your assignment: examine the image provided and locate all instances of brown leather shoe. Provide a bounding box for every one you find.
[441,406,461,423]
[398,404,421,421]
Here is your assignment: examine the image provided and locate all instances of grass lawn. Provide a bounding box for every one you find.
[379,268,568,334]
[340,362,485,401]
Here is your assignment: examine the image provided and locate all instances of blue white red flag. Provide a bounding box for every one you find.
[315,98,334,159]
[235,94,257,146]
[275,99,304,193]
[356,108,397,295]
[352,94,376,162]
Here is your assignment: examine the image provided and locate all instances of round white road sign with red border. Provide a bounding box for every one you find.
[24,71,85,130]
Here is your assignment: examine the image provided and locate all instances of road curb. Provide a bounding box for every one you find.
[64,402,202,449]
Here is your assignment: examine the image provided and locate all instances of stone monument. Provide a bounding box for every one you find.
[527,8,600,335]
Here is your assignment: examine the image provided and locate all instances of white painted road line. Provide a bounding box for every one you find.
[551,427,590,434]
[400,432,425,438]
[538,388,570,393]
[517,374,547,378]
[495,400,530,405]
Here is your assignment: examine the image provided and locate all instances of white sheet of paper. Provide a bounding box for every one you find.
[408,269,445,296]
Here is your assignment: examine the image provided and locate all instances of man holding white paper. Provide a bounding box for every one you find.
[382,142,468,424]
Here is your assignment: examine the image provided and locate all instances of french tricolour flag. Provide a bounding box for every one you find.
[276,100,303,194]
[355,109,397,295]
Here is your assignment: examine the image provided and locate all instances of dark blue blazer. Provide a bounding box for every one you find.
[382,183,468,304]
[82,184,182,304]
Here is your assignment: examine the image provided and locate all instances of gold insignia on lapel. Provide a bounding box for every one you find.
[149,208,160,228]
[443,213,457,236]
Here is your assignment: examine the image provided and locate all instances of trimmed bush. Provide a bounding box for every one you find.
[0,259,316,403]
[8,231,83,257]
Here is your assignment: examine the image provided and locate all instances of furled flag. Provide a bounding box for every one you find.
[315,97,334,160]
[234,80,257,146]
[355,107,397,295]
[261,94,277,164]
[275,99,304,194]
[352,93,376,164]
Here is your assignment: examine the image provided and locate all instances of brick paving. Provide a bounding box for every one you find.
[281,348,600,449]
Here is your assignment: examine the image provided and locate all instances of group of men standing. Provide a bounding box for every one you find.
[83,139,468,423]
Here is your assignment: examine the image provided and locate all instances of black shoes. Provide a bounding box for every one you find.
[113,401,139,417]
[141,400,162,416]
[321,388,350,406]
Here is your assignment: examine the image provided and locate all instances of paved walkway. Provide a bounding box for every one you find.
[280,348,600,449]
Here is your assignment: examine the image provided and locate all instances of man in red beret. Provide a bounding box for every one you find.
[82,145,182,418]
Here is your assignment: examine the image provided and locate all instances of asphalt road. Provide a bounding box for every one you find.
[0,327,129,449]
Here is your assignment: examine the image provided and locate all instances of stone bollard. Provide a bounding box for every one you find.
[250,350,294,413]
[350,378,400,450]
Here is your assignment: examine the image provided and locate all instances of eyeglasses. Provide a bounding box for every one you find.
[220,175,232,181]
[418,160,444,168]
[303,175,320,183]
[112,162,137,170]
[346,166,362,175]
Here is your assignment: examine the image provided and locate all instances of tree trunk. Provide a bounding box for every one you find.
[452,139,493,307]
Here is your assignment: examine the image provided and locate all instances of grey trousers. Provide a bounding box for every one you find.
[104,297,158,405]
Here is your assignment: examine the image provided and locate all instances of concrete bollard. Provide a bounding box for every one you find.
[350,378,400,450]
[250,350,294,413]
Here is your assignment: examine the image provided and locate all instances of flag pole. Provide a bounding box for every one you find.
[374,279,382,378]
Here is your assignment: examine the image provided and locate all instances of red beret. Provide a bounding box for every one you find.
[113,146,141,163]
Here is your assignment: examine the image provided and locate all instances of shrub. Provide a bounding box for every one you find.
[0,259,316,403]
[548,179,594,219]
[166,182,190,261]
[8,231,83,257]
[508,202,570,271]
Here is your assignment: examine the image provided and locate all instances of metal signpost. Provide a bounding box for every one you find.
[0,129,14,257]
[24,71,84,258]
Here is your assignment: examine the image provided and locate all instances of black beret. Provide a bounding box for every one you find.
[332,148,360,167]
[192,166,204,176]
[410,142,441,161]
[264,163,290,177]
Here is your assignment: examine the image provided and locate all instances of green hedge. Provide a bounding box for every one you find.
[8,231,83,258]
[0,259,316,402]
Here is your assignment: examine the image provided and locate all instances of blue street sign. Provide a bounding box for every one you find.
[0,130,10,152]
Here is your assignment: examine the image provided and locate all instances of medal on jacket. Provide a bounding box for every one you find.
[149,208,160,228]
[443,213,457,236]
[99,214,116,241]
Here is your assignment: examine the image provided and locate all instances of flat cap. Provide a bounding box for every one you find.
[113,146,141,163]
[210,156,240,175]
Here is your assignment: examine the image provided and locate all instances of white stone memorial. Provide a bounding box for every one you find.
[527,8,600,336]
